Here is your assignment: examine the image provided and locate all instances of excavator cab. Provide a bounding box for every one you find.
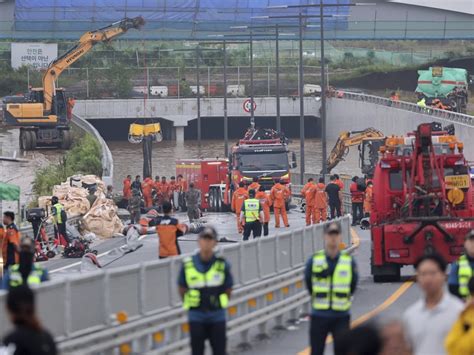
[360,138,385,176]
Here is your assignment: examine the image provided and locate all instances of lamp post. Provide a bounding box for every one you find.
[223,40,228,156]
[249,30,255,128]
[196,45,201,144]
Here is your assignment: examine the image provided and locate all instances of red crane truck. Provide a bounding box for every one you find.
[176,128,297,212]
[370,123,474,282]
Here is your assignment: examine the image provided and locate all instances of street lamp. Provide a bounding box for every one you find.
[264,2,373,176]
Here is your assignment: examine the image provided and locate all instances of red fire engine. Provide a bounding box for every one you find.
[176,128,297,211]
[370,123,474,282]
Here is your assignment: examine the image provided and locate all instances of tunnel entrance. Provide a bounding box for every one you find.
[185,115,320,140]
[88,115,320,141]
[87,118,175,141]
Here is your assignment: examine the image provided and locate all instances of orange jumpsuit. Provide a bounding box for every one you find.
[301,182,316,226]
[2,223,20,270]
[142,178,154,208]
[160,182,170,201]
[256,191,271,224]
[364,185,373,216]
[231,187,249,233]
[314,182,328,223]
[271,183,290,228]
[248,182,261,193]
[123,178,132,200]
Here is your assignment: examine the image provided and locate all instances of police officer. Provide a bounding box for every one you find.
[51,196,67,243]
[2,237,49,289]
[178,227,233,355]
[185,182,202,222]
[240,189,264,241]
[305,221,358,355]
[449,230,474,299]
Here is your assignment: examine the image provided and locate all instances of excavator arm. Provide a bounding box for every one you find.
[323,127,384,174]
[43,16,145,112]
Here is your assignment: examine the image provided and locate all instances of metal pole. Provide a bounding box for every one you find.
[250,30,255,128]
[276,24,281,132]
[320,4,328,175]
[196,46,201,143]
[86,67,90,98]
[299,14,305,185]
[223,40,229,157]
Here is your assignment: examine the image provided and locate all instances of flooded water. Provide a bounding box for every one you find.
[108,138,361,188]
[0,127,65,206]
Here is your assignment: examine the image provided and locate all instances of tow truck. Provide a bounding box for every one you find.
[176,128,297,212]
[370,123,474,282]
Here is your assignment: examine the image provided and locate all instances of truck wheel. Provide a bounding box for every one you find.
[372,263,401,283]
[208,188,216,212]
[215,188,222,212]
[61,130,72,149]
[28,131,37,150]
[20,130,26,150]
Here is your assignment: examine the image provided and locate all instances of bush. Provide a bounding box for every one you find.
[32,134,102,197]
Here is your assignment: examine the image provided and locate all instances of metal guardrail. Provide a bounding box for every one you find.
[339,91,474,126]
[0,216,351,354]
[72,114,114,186]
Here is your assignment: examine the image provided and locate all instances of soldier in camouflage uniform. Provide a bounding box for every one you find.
[128,188,142,224]
[185,183,201,222]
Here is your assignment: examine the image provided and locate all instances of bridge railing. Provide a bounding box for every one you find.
[339,92,474,126]
[72,114,114,186]
[0,216,351,354]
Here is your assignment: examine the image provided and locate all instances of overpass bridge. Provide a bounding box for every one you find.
[2,93,474,354]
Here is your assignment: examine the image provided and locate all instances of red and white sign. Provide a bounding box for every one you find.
[243,99,257,113]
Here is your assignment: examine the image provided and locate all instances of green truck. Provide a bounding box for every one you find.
[416,66,469,113]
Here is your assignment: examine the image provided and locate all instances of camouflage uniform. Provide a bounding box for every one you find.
[185,187,201,222]
[128,192,142,224]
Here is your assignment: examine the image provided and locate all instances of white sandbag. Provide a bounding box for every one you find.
[82,199,124,238]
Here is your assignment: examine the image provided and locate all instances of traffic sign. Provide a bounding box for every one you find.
[243,99,257,113]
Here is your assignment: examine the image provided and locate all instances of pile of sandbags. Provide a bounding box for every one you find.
[82,198,123,238]
[38,174,123,238]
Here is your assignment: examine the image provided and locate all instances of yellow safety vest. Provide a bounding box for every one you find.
[183,256,228,310]
[458,255,473,298]
[53,203,64,224]
[9,264,44,288]
[244,198,260,222]
[311,251,353,311]
[417,98,427,108]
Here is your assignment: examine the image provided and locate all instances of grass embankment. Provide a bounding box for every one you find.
[32,134,102,197]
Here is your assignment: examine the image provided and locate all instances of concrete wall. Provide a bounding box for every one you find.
[326,98,474,160]
[74,97,321,126]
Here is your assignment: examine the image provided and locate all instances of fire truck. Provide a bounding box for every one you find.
[370,123,474,282]
[176,128,297,212]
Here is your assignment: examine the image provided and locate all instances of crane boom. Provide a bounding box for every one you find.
[323,127,384,174]
[43,16,145,112]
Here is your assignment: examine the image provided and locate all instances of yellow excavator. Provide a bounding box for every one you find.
[2,16,145,150]
[323,128,385,175]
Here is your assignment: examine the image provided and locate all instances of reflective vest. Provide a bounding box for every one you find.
[311,251,353,311]
[458,255,473,298]
[183,256,228,311]
[9,264,44,288]
[52,203,64,224]
[243,198,260,223]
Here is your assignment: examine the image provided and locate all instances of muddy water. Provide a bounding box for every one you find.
[0,127,65,206]
[108,138,361,188]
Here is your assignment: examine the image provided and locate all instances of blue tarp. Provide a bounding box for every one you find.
[14,0,350,39]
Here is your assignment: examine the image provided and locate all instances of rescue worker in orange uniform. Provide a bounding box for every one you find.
[160,176,170,202]
[231,182,249,234]
[141,175,154,208]
[256,186,272,236]
[364,181,373,217]
[333,174,344,190]
[149,201,186,259]
[248,177,261,193]
[314,177,328,223]
[123,175,132,202]
[2,211,20,272]
[271,179,290,228]
[350,176,365,226]
[169,176,178,210]
[301,178,316,226]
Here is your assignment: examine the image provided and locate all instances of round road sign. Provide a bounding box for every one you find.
[243,99,257,113]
